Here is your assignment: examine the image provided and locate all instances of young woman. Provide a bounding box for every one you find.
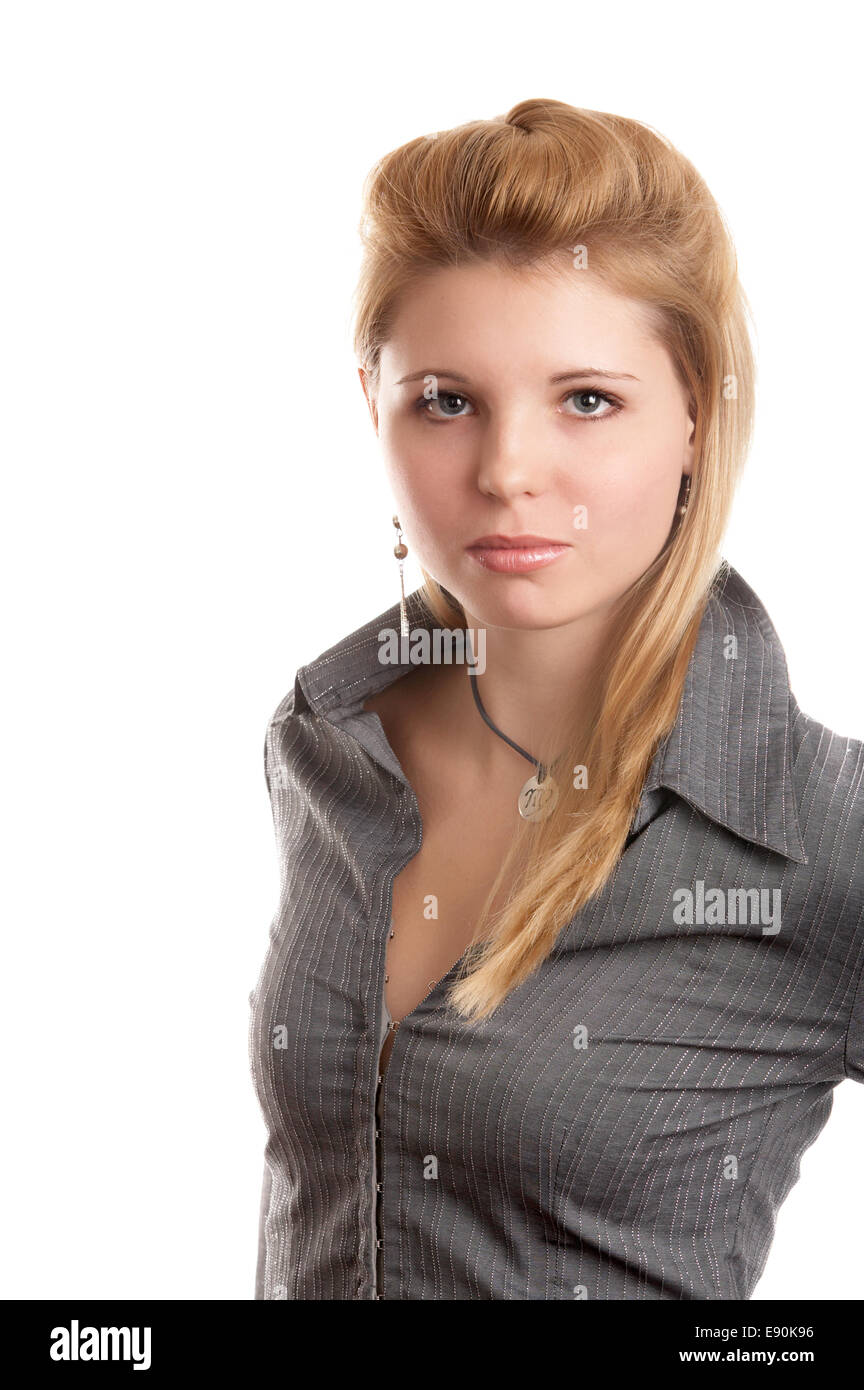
[248,99,864,1300]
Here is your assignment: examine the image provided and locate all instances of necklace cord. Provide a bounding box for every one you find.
[468,669,541,771]
[465,630,564,790]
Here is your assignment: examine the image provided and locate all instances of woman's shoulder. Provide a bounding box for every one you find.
[788,694,864,805]
[714,563,864,858]
[787,697,864,943]
[264,590,437,729]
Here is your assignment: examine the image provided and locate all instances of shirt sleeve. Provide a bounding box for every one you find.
[843,931,864,1082]
[254,1160,273,1300]
[263,723,273,799]
[262,685,297,808]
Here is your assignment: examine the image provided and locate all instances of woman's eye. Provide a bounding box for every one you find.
[417,391,474,419]
[414,387,620,421]
[561,389,620,419]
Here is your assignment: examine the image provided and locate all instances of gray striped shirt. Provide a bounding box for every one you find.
[248,562,864,1299]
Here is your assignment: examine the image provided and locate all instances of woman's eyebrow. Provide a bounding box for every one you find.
[394,368,470,385]
[550,368,640,383]
[394,367,639,385]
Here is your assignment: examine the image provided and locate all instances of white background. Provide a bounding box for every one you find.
[1,0,861,1300]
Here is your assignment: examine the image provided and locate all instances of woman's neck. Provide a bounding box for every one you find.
[430,599,620,774]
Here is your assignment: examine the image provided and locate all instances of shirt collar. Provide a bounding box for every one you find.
[291,562,808,866]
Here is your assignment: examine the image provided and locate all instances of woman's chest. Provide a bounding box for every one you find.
[384,792,523,1023]
[252,731,844,1126]
[252,719,847,1231]
[251,890,837,1243]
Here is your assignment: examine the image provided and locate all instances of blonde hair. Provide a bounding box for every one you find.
[352,98,755,1020]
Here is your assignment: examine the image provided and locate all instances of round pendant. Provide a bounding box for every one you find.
[518,772,559,822]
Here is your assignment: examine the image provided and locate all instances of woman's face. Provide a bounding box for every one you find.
[361,256,695,631]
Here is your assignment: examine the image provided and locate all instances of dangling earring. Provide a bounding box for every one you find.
[677,475,692,518]
[392,516,409,639]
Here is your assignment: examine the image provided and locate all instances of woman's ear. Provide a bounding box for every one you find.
[684,397,697,469]
[358,366,379,434]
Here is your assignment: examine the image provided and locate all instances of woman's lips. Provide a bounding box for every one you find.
[465,535,571,574]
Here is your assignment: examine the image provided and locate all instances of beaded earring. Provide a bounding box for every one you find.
[392,516,409,639]
[677,475,692,518]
